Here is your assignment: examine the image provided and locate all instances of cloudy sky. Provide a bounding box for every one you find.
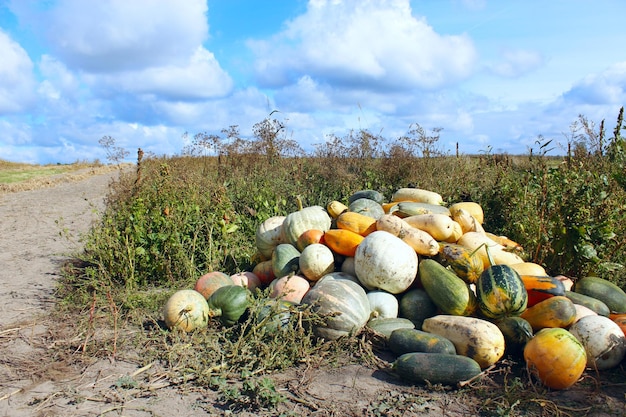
[1,0,625,164]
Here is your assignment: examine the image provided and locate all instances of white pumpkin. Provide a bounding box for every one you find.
[319,271,361,286]
[341,257,356,277]
[354,231,418,294]
[301,274,370,341]
[366,290,399,319]
[281,206,332,247]
[569,315,626,370]
[255,216,286,258]
[299,243,335,281]
[573,304,598,323]
[163,289,210,332]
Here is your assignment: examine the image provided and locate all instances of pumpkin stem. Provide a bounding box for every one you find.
[470,242,495,266]
[483,244,495,266]
[207,308,222,319]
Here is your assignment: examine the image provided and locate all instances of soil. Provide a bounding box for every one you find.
[0,169,624,416]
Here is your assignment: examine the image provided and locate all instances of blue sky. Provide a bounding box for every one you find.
[1,0,626,164]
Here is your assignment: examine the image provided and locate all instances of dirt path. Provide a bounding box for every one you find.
[0,170,113,328]
[0,170,209,416]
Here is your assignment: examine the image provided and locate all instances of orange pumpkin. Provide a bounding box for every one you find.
[296,229,325,251]
[194,271,234,300]
[336,211,377,236]
[323,229,364,257]
[524,327,587,390]
[252,260,275,287]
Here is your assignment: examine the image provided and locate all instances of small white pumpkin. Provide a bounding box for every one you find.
[573,303,598,323]
[341,257,356,277]
[554,275,574,291]
[163,289,210,332]
[366,290,399,319]
[569,315,626,370]
[354,231,418,294]
[255,216,286,258]
[299,243,335,281]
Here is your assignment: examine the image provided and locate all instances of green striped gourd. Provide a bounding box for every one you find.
[476,264,528,319]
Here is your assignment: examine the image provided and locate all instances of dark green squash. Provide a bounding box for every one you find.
[574,276,626,314]
[496,316,533,354]
[393,352,482,386]
[208,285,249,326]
[271,243,300,279]
[348,189,385,205]
[388,328,456,356]
[398,288,438,329]
[476,265,528,319]
[418,259,478,316]
[256,299,294,333]
[348,198,385,220]
[565,290,610,316]
[366,317,415,339]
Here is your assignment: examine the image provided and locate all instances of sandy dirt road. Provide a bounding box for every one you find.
[0,170,208,416]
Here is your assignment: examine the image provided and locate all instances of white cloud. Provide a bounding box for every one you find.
[11,0,232,114]
[486,48,544,78]
[274,76,332,111]
[0,118,32,146]
[0,30,36,114]
[37,55,79,100]
[562,62,626,105]
[89,47,233,100]
[250,0,477,90]
[11,0,209,72]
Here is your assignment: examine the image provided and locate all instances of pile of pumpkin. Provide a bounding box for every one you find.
[162,187,626,389]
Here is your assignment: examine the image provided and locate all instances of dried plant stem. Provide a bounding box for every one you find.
[79,290,98,354]
[0,389,21,402]
[106,290,119,358]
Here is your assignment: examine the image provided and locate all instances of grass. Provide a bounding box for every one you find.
[0,159,97,183]
[0,159,127,194]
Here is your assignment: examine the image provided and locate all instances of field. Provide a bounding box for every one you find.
[2,113,626,415]
[0,160,122,193]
